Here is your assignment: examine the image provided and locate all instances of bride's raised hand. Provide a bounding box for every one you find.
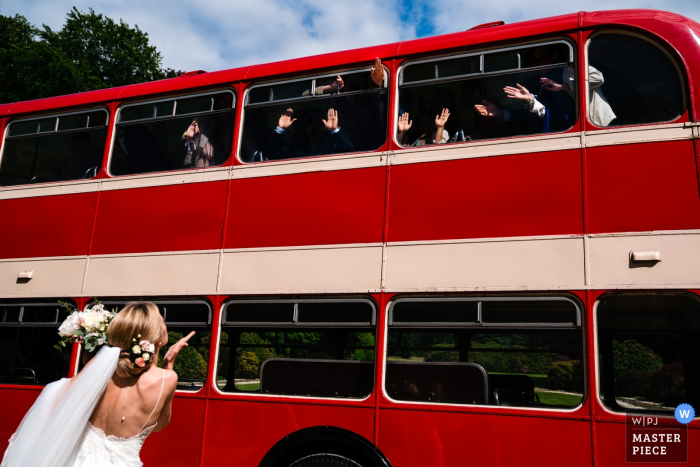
[162,331,195,370]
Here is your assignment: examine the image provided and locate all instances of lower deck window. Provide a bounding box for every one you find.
[386,298,584,408]
[0,303,72,385]
[597,294,700,414]
[217,299,376,398]
[100,300,211,392]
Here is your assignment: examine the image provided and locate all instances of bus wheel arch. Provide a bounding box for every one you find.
[258,426,391,467]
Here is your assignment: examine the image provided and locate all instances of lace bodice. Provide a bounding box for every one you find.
[72,422,157,467]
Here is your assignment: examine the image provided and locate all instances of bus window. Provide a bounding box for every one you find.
[597,294,700,414]
[110,90,235,176]
[0,302,72,385]
[397,41,576,147]
[217,299,376,398]
[387,298,584,408]
[587,33,685,127]
[239,66,388,163]
[99,299,211,392]
[0,110,108,187]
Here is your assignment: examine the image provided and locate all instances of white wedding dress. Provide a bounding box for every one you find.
[1,346,164,467]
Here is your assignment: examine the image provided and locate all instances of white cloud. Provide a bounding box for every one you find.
[2,0,699,73]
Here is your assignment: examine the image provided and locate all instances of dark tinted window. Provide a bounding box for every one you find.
[0,302,73,386]
[0,110,108,187]
[240,68,387,163]
[481,300,577,324]
[111,91,235,176]
[587,34,685,127]
[398,42,575,146]
[392,300,478,324]
[217,300,376,398]
[597,294,700,414]
[226,302,294,323]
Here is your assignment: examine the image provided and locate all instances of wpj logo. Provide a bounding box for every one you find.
[625,405,693,463]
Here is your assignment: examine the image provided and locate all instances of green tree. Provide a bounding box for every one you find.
[0,8,176,104]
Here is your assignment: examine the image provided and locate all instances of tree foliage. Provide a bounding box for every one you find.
[0,8,180,104]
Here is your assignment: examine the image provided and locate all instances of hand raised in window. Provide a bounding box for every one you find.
[474,100,505,120]
[540,77,568,92]
[185,120,200,142]
[371,57,385,87]
[503,83,533,102]
[435,108,450,128]
[278,108,297,130]
[398,112,413,132]
[322,108,339,131]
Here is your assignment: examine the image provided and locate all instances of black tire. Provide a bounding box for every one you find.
[288,453,364,467]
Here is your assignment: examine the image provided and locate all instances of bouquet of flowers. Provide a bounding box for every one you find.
[55,300,116,352]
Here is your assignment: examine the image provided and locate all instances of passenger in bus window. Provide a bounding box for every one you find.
[252,107,354,161]
[474,46,574,134]
[539,66,616,127]
[303,76,344,96]
[400,108,452,146]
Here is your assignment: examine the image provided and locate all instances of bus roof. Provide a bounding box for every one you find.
[1,9,697,119]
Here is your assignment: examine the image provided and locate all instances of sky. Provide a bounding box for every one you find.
[2,0,700,73]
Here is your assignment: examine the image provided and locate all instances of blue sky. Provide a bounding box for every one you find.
[2,0,699,72]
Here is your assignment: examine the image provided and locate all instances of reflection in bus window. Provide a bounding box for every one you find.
[0,110,108,187]
[597,295,700,413]
[110,91,235,176]
[397,42,576,147]
[217,300,376,398]
[240,66,387,163]
[100,300,211,392]
[387,298,584,408]
[0,303,72,385]
[588,34,685,126]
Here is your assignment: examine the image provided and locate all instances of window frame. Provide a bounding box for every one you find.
[584,30,688,129]
[223,298,376,327]
[108,88,237,177]
[383,295,587,412]
[394,37,578,148]
[593,292,700,418]
[213,296,378,400]
[0,108,110,187]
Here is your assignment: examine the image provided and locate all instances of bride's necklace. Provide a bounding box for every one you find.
[121,384,130,423]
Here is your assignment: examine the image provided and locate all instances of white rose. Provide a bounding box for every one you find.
[132,345,141,354]
[58,313,81,337]
[142,353,150,361]
[139,340,155,353]
[81,311,104,333]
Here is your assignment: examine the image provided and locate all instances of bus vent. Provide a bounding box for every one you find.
[468,21,505,30]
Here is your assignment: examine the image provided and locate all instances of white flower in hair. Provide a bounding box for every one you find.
[132,344,142,354]
[142,353,150,361]
[139,340,155,353]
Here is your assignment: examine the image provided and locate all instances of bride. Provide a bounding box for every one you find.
[1,302,194,467]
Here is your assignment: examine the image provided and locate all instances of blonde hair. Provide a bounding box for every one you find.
[107,302,163,378]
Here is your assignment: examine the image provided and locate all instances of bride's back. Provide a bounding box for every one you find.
[88,302,177,438]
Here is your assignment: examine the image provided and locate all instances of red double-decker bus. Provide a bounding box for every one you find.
[1,8,699,467]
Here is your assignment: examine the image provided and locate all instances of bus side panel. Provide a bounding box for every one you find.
[386,150,584,242]
[0,193,97,259]
[0,388,42,456]
[377,408,592,467]
[140,397,206,467]
[201,399,375,466]
[225,167,386,249]
[587,140,700,234]
[91,181,228,255]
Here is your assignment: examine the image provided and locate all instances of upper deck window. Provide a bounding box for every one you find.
[586,33,685,127]
[0,109,108,187]
[240,63,388,163]
[110,90,235,176]
[396,41,576,147]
